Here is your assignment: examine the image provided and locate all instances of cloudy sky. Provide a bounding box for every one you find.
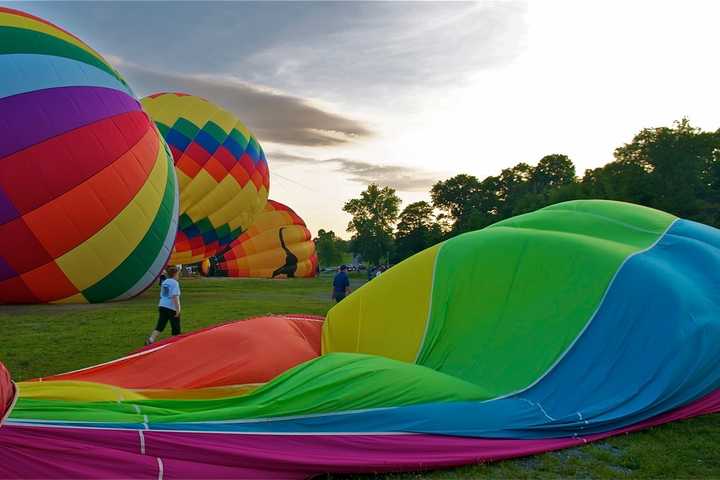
[17,1,720,236]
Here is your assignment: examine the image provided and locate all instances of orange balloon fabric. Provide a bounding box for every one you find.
[37,315,324,389]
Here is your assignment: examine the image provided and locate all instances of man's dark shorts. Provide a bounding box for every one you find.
[155,306,181,335]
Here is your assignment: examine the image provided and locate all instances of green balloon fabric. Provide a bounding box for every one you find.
[417,200,675,395]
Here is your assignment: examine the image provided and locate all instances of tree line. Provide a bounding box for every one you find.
[315,119,720,267]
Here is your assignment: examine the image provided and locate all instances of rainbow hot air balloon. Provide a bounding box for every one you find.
[206,200,317,278]
[141,93,269,265]
[0,7,178,304]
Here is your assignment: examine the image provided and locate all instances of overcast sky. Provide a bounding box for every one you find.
[17,1,720,236]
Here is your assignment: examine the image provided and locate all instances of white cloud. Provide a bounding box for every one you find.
[108,57,373,147]
[270,151,446,192]
[240,1,528,101]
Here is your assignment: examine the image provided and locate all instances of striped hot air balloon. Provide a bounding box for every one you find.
[0,7,178,304]
[205,200,317,278]
[141,93,269,266]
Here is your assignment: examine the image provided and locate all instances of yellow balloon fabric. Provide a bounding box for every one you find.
[140,93,269,265]
[205,200,317,278]
[18,381,259,402]
[322,245,440,362]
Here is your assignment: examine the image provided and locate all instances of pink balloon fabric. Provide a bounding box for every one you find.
[1,388,719,479]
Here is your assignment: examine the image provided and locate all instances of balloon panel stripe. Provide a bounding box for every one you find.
[21,127,160,259]
[0,111,150,221]
[83,152,176,302]
[53,138,167,293]
[0,54,131,100]
[0,26,121,82]
[0,86,140,159]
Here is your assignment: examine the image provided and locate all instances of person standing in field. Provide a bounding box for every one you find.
[332,265,351,303]
[146,265,182,345]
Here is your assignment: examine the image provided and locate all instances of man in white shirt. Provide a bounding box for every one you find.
[146,265,182,345]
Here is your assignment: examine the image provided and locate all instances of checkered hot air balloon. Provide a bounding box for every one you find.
[141,93,269,266]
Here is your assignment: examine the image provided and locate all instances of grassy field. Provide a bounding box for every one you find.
[1,275,719,478]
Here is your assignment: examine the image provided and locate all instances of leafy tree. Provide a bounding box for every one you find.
[612,118,720,222]
[431,174,501,234]
[393,201,443,262]
[496,162,534,217]
[430,174,482,224]
[357,119,720,256]
[532,154,576,192]
[551,118,720,227]
[492,158,573,216]
[314,229,344,266]
[335,237,350,257]
[579,161,651,204]
[396,201,435,237]
[343,184,401,266]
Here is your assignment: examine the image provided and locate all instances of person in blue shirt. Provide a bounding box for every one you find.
[332,265,351,303]
[146,265,182,345]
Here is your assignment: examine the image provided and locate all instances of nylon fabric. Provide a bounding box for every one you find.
[141,93,269,265]
[3,199,720,476]
[323,245,440,362]
[35,315,324,389]
[206,200,318,278]
[0,7,178,304]
[0,54,130,99]
[4,392,720,480]
[417,200,675,394]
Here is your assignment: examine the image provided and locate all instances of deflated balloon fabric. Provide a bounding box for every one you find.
[2,200,720,479]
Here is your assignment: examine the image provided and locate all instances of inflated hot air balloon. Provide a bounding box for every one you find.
[141,93,269,265]
[3,201,720,479]
[204,200,317,278]
[0,7,178,304]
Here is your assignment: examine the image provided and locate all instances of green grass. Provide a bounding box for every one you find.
[1,276,719,478]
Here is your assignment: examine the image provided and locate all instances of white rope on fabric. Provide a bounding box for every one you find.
[0,381,19,426]
[156,457,164,480]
